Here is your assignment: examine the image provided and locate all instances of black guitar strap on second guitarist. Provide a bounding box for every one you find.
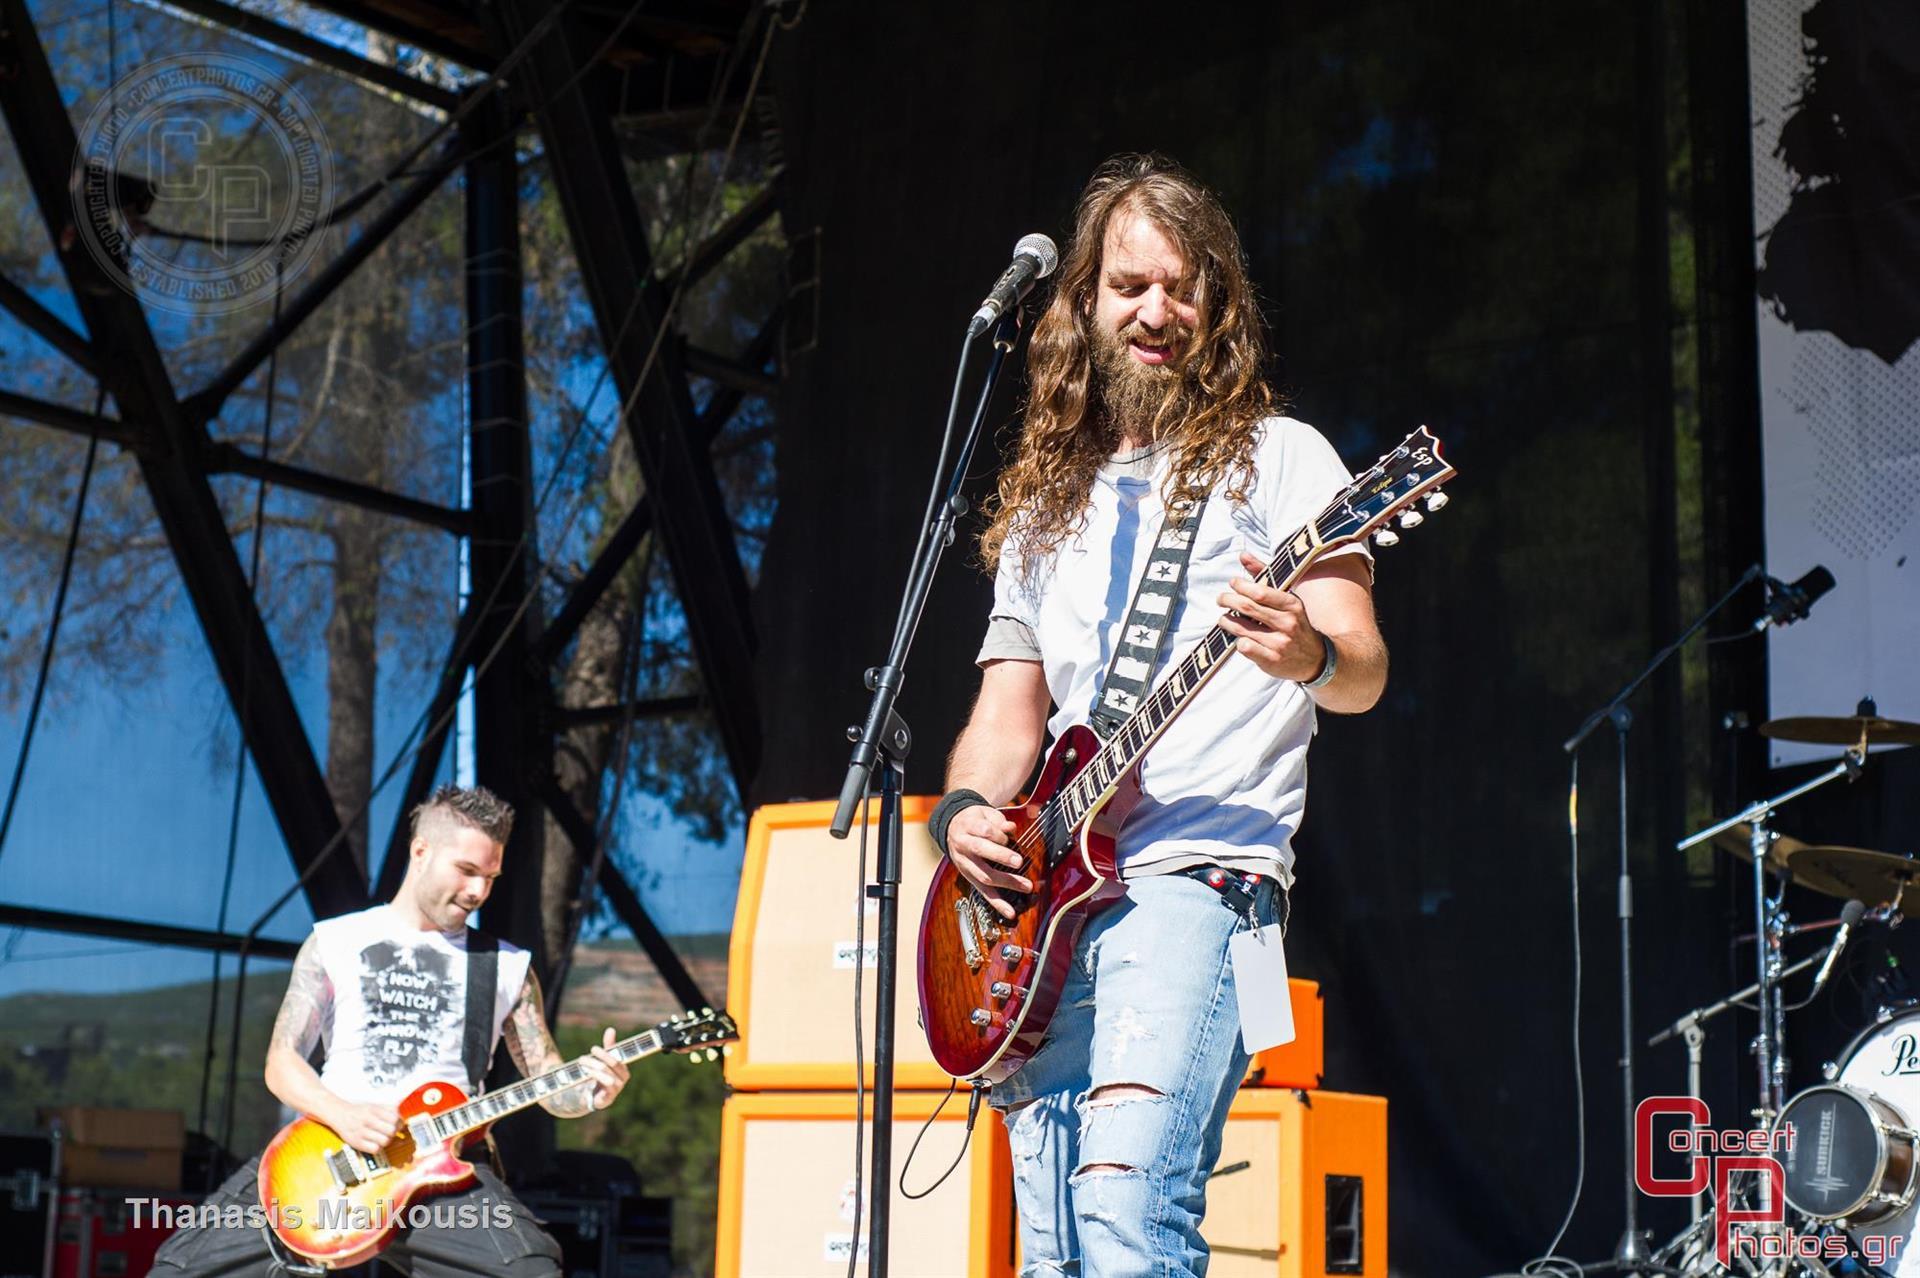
[1087,492,1210,741]
[462,930,498,1094]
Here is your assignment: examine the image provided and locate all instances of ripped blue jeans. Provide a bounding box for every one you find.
[989,869,1284,1278]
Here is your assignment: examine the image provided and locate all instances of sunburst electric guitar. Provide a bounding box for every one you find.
[917,426,1455,1084]
[258,1008,738,1268]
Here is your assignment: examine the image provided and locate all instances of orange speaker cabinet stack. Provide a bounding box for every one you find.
[716,800,1387,1278]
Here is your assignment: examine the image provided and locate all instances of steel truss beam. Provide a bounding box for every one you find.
[0,0,365,916]
[669,181,778,289]
[551,693,702,729]
[159,0,460,111]
[0,390,137,448]
[536,778,711,1011]
[205,442,477,535]
[684,344,777,397]
[183,140,469,426]
[0,273,102,378]
[484,0,762,797]
[460,91,550,961]
[0,397,473,535]
[532,298,782,667]
[0,901,302,961]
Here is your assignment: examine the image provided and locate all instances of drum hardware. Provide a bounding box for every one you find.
[1784,847,1920,914]
[1679,746,1869,1119]
[1652,946,1837,1226]
[1759,699,1920,750]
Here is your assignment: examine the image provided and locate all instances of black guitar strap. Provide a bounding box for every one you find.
[463,930,498,1093]
[1087,493,1210,741]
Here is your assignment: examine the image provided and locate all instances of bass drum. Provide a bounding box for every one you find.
[1831,1007,1920,1273]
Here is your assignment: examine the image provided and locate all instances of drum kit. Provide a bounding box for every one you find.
[1645,708,1920,1276]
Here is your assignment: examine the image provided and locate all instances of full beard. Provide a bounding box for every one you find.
[1092,322,1190,445]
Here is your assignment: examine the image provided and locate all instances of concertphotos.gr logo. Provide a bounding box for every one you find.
[69,52,334,316]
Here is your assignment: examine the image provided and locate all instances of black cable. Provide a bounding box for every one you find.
[1500,754,1586,1278]
[898,1080,979,1200]
[196,261,283,1155]
[0,386,104,866]
[845,769,871,1278]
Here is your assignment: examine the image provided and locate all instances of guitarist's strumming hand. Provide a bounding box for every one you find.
[946,805,1032,921]
[327,1101,402,1155]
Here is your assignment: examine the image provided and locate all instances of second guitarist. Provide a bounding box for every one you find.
[932,154,1388,1278]
[153,785,625,1277]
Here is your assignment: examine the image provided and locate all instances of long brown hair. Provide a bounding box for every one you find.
[981,153,1278,574]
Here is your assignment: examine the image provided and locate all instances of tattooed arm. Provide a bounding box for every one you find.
[501,969,629,1118]
[262,935,399,1154]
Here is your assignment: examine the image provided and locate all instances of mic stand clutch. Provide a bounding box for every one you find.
[828,309,1024,1278]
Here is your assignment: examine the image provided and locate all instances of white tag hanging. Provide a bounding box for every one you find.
[1230,926,1294,1053]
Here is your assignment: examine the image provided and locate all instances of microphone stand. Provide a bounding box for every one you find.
[1561,562,1763,1274]
[828,308,1023,1278]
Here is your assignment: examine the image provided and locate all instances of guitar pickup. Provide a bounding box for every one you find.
[954,897,984,970]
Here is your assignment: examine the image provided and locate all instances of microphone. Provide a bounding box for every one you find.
[968,233,1059,337]
[1809,899,1868,997]
[1752,565,1836,632]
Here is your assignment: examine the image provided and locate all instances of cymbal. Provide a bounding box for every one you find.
[1785,845,1920,909]
[1760,715,1920,747]
[1710,821,1809,872]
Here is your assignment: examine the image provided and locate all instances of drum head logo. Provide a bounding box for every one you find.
[70,53,333,315]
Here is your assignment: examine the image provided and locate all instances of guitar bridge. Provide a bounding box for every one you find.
[954,896,984,970]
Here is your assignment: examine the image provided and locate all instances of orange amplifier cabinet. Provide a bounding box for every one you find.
[1245,979,1325,1089]
[1200,1089,1388,1278]
[727,797,957,1089]
[715,1090,1014,1278]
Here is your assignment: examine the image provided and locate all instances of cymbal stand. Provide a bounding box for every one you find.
[1677,750,1866,1121]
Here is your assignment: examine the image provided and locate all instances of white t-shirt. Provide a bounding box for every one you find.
[308,904,532,1104]
[980,416,1369,885]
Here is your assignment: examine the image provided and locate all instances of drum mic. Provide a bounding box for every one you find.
[1751,565,1836,632]
[1810,899,1868,996]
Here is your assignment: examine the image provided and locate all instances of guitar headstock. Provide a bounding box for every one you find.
[658,1007,740,1063]
[1315,426,1456,551]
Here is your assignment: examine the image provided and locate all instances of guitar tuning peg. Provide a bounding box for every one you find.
[689,1052,701,1065]
[701,1006,713,1016]
[670,1012,683,1022]
[705,1047,720,1062]
[1424,490,1449,512]
[722,1045,734,1057]
[1373,528,1400,548]
[1398,509,1425,529]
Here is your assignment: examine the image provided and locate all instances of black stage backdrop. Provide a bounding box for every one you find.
[747,3,1911,1273]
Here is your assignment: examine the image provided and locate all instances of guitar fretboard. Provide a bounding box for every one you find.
[1045,511,1333,848]
[428,1030,664,1140]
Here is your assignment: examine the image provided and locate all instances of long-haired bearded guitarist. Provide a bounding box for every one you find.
[928,154,1388,1275]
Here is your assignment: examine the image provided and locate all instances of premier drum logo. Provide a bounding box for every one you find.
[1634,1096,1908,1267]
